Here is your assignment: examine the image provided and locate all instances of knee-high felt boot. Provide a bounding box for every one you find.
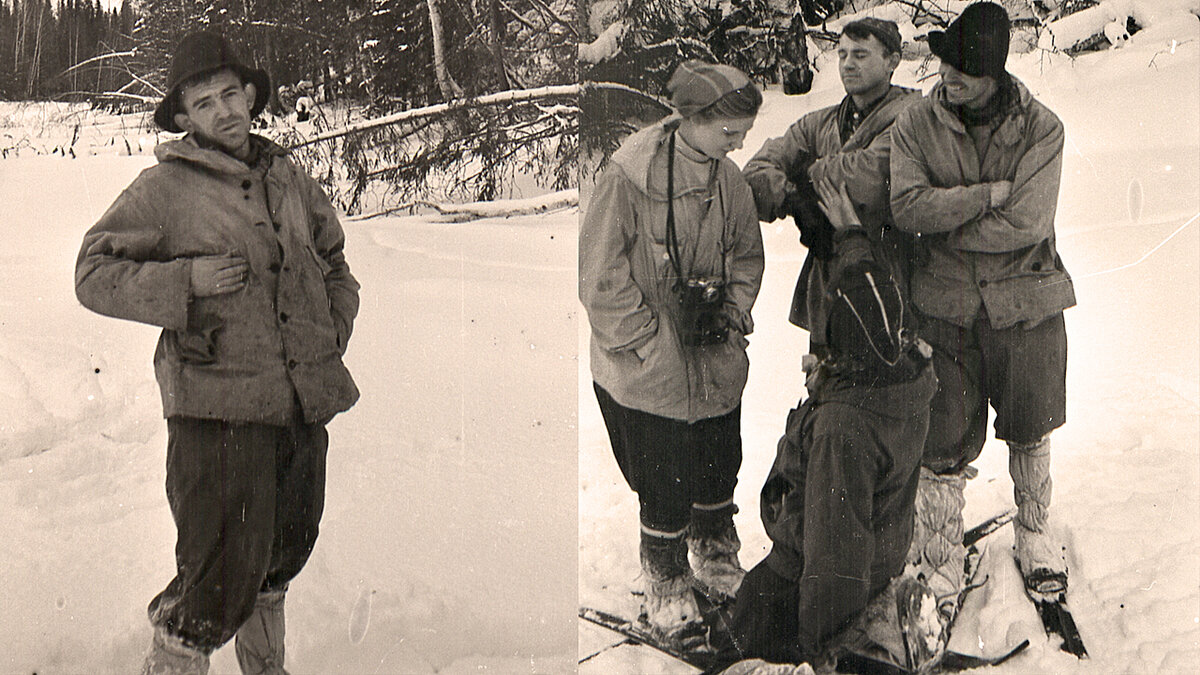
[640,528,702,643]
[905,467,969,622]
[142,626,210,675]
[234,589,291,675]
[687,502,745,600]
[1009,436,1067,593]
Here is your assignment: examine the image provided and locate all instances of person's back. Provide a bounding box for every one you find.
[719,261,936,670]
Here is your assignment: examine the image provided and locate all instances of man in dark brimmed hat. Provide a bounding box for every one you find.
[744,16,920,362]
[889,0,1076,625]
[75,31,359,674]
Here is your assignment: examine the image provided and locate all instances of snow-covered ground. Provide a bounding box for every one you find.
[0,159,578,670]
[580,11,1200,675]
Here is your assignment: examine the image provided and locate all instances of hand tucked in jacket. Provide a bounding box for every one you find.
[190,255,248,297]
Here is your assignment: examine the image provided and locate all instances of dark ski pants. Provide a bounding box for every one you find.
[593,383,742,535]
[721,396,923,667]
[147,415,327,652]
[920,312,1067,474]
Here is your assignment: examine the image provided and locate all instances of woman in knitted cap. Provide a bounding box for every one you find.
[579,60,765,643]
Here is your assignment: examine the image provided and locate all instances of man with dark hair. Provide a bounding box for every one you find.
[744,17,920,359]
[889,0,1075,622]
[75,31,359,674]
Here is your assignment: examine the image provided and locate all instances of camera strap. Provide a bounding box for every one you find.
[665,131,685,285]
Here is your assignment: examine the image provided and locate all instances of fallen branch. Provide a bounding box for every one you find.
[347,189,578,222]
[56,49,138,79]
[288,83,580,149]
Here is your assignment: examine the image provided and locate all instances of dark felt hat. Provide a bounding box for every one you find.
[154,31,271,133]
[928,2,1011,78]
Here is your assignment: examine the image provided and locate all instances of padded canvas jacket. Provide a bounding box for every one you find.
[580,119,765,422]
[759,359,936,656]
[890,78,1076,329]
[743,85,920,342]
[75,135,359,426]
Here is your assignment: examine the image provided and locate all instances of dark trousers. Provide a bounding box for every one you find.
[921,312,1067,473]
[594,383,742,534]
[148,416,328,651]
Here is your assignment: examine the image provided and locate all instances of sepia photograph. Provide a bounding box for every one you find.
[577,1,1198,673]
[1,0,577,672]
[0,0,1196,674]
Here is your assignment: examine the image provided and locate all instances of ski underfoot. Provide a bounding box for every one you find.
[1026,585,1089,658]
[579,510,1039,674]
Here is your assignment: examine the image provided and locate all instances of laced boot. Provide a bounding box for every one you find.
[1009,437,1067,595]
[640,529,703,645]
[687,503,746,601]
[905,467,970,626]
[142,626,210,675]
[235,589,291,675]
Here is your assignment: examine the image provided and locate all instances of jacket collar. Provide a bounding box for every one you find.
[611,115,720,201]
[929,75,1034,147]
[155,133,288,175]
[839,85,919,149]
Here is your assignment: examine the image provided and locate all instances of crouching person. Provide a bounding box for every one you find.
[74,31,359,674]
[579,60,764,644]
[716,186,937,672]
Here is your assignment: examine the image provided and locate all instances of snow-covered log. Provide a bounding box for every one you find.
[1039,0,1200,52]
[348,189,578,222]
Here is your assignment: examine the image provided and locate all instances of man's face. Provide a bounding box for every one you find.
[682,115,756,159]
[938,62,997,108]
[173,69,255,153]
[837,34,898,98]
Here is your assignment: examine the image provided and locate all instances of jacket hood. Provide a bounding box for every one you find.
[610,115,729,202]
[812,356,937,420]
[154,133,288,174]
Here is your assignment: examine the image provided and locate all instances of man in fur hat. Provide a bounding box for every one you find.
[889,0,1075,621]
[75,31,359,674]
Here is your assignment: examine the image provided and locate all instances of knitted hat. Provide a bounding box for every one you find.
[842,17,903,55]
[154,31,271,133]
[928,2,1011,79]
[826,261,905,368]
[667,60,753,118]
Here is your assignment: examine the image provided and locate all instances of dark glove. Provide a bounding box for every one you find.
[783,153,836,260]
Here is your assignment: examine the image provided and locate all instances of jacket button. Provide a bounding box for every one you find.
[1032,262,1043,271]
[269,263,281,274]
[979,279,989,288]
[241,179,252,190]
[244,194,250,200]
[288,359,297,369]
[280,312,289,323]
